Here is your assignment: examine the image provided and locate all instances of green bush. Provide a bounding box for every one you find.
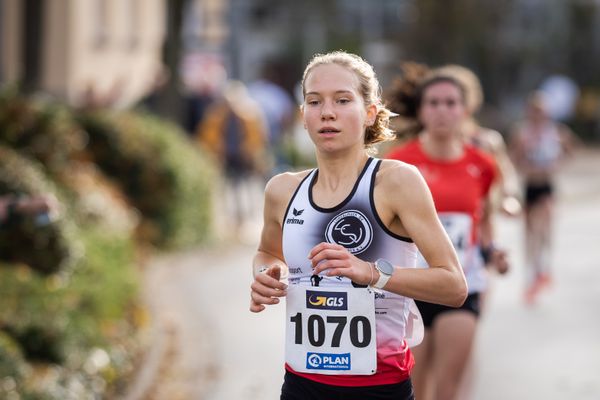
[0,332,27,391]
[0,89,87,173]
[0,318,137,399]
[0,226,139,398]
[0,146,80,274]
[78,110,216,248]
[0,116,140,397]
[0,90,217,398]
[0,146,139,389]
[1,88,216,249]
[0,89,137,234]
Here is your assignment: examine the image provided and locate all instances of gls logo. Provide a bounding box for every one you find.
[306,290,347,310]
[286,208,304,225]
[325,210,373,255]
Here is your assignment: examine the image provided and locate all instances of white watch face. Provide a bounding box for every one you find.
[376,259,394,276]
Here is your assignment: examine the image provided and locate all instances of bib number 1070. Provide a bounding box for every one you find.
[289,312,372,348]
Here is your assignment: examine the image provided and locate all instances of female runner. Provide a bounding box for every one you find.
[249,51,467,400]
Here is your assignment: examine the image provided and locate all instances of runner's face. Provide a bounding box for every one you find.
[302,64,375,154]
[419,81,466,138]
[527,102,547,123]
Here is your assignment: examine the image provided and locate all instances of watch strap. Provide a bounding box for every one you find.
[372,259,393,289]
[373,271,391,289]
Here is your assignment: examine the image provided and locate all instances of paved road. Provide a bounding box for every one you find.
[471,149,600,399]
[139,149,600,400]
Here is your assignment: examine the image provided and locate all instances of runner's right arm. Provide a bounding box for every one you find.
[250,173,305,313]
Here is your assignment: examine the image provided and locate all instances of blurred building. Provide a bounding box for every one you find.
[0,0,404,106]
[0,0,231,109]
[1,0,166,106]
[3,0,600,138]
[222,0,404,86]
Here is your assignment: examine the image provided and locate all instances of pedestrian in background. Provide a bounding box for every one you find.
[196,80,268,238]
[249,61,295,174]
[510,91,576,304]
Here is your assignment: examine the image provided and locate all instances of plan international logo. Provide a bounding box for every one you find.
[306,352,351,371]
[286,208,305,225]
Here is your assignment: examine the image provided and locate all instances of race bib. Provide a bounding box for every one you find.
[285,285,377,375]
[418,212,473,271]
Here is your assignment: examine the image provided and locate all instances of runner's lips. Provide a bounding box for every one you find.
[318,127,340,133]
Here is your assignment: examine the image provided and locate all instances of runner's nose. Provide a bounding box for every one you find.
[321,102,335,120]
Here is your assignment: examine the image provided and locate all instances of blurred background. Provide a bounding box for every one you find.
[1,0,599,399]
[4,0,600,136]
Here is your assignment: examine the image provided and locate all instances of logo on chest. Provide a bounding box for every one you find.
[286,208,305,225]
[325,210,373,255]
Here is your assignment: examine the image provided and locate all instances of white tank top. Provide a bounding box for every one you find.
[522,121,562,168]
[282,158,418,378]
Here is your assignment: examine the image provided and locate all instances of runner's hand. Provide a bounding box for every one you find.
[501,195,522,217]
[250,265,288,313]
[309,242,373,285]
[491,248,510,275]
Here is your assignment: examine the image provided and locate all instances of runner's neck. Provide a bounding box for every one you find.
[419,132,465,162]
[314,152,370,192]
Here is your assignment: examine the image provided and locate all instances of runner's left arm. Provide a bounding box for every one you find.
[311,163,467,307]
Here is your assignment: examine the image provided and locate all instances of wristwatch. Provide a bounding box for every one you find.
[373,258,394,289]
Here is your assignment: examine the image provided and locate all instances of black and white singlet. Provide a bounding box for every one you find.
[282,157,419,386]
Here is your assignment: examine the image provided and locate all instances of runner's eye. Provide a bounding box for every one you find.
[426,99,459,108]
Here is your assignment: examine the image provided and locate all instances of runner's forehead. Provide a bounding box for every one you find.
[304,64,360,97]
[422,81,463,99]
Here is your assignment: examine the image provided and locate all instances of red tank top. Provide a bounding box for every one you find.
[386,139,497,242]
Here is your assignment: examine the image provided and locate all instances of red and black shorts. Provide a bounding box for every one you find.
[280,371,414,400]
[525,181,554,208]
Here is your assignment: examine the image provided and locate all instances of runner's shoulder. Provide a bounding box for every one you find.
[265,170,312,207]
[476,127,507,152]
[376,159,424,194]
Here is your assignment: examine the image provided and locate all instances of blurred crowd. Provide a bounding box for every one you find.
[150,57,580,248]
[157,54,583,250]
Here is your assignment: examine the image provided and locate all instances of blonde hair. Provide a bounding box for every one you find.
[301,51,395,147]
